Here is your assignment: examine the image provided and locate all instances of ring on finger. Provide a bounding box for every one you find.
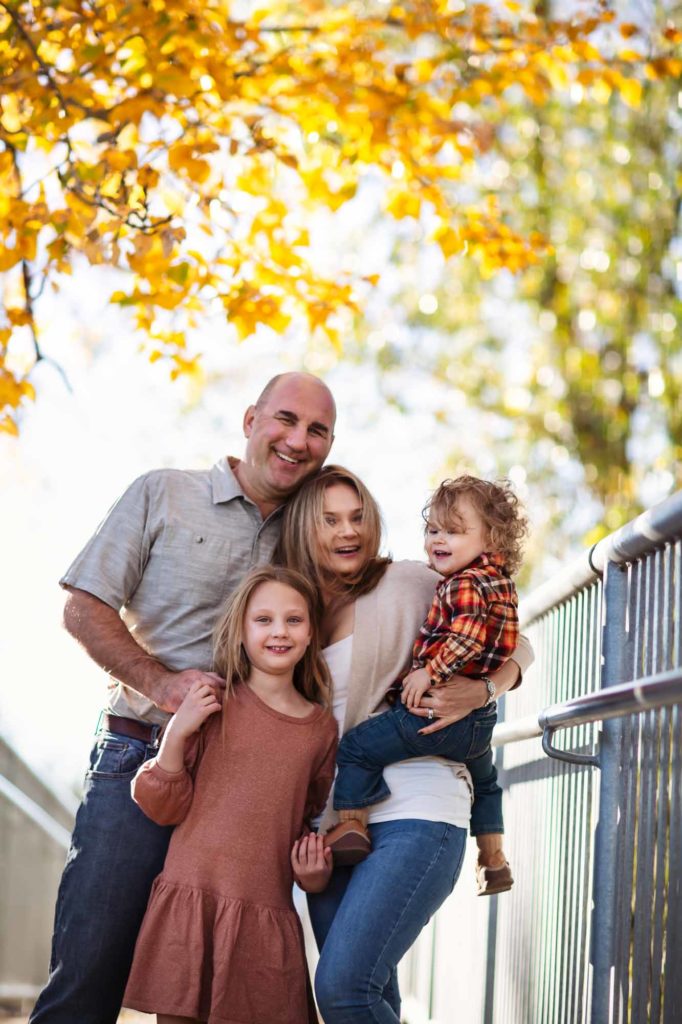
[427,708,434,721]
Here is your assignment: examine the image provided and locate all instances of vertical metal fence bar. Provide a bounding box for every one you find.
[563,597,579,1023]
[662,539,681,1023]
[555,600,573,1024]
[662,700,681,1023]
[613,560,640,1022]
[536,612,549,1024]
[590,561,628,1023]
[537,612,555,1024]
[576,585,595,1023]
[650,550,669,1023]
[563,594,580,1024]
[632,557,658,1023]
[651,703,670,1023]
[578,584,598,1021]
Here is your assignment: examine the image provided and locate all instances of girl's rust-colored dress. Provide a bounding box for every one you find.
[123,684,338,1024]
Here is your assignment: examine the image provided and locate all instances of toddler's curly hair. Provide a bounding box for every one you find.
[423,475,528,576]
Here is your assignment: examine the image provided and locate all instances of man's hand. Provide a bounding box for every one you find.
[291,833,333,893]
[400,668,432,709]
[166,680,222,740]
[152,669,226,714]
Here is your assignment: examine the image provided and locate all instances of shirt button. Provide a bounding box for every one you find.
[195,535,204,543]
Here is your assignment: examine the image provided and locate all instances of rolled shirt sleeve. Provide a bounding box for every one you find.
[60,474,155,611]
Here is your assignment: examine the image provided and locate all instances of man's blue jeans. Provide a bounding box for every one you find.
[333,702,503,836]
[29,727,173,1024]
[308,819,466,1023]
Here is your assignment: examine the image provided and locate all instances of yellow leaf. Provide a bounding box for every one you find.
[0,246,21,272]
[386,189,421,219]
[6,308,31,327]
[0,416,19,436]
[618,77,642,109]
[432,225,465,258]
[618,49,643,62]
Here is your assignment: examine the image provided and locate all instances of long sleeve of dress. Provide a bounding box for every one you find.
[304,726,339,824]
[131,731,202,826]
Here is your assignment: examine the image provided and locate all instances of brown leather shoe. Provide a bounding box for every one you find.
[476,860,514,896]
[325,820,372,866]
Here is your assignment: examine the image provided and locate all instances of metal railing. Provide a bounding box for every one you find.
[0,739,75,1008]
[399,489,682,1024]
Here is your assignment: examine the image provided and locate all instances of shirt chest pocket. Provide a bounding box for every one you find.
[150,525,234,609]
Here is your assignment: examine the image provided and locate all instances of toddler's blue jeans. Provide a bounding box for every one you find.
[333,701,503,836]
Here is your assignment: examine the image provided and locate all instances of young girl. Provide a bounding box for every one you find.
[122,566,339,1024]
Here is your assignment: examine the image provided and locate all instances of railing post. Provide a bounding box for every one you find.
[590,561,629,1023]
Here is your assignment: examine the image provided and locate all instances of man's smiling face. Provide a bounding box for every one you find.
[241,374,335,503]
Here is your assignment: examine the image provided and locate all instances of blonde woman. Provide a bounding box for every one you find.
[280,466,533,1024]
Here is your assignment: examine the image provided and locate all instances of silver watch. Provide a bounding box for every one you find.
[481,675,496,706]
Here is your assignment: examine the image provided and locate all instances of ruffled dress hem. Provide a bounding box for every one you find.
[123,877,310,1024]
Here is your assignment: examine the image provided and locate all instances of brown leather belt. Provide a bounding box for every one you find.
[103,713,158,744]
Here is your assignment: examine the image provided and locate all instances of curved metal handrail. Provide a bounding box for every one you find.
[519,489,682,628]
[493,666,682,767]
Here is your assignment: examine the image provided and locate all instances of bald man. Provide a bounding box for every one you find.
[31,373,336,1024]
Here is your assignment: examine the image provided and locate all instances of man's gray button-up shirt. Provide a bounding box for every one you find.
[60,457,283,724]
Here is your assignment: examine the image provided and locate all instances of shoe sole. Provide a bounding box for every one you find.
[477,880,514,896]
[329,834,371,867]
[476,864,514,896]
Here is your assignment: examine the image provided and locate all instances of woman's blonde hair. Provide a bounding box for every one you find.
[278,465,391,600]
[212,566,330,710]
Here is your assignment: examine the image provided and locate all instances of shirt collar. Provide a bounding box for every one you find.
[210,457,246,505]
[467,552,507,572]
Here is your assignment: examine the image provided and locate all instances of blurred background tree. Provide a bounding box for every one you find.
[340,0,681,572]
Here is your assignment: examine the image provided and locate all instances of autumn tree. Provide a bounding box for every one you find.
[341,2,681,553]
[1,0,679,437]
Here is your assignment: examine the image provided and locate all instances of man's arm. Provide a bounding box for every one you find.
[63,588,224,713]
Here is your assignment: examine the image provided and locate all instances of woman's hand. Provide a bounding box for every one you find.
[409,659,522,735]
[291,833,333,893]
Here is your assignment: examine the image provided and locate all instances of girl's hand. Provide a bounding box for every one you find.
[291,833,333,893]
[167,680,222,740]
[401,668,432,709]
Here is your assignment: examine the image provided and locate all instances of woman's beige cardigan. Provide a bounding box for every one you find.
[341,559,534,735]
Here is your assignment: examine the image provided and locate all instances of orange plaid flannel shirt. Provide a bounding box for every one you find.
[412,552,519,684]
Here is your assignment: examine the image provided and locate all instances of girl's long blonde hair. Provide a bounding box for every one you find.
[278,465,391,600]
[212,566,330,711]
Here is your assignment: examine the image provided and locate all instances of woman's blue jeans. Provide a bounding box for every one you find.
[29,728,173,1024]
[308,818,466,1023]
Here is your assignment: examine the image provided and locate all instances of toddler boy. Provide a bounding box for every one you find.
[325,475,527,895]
